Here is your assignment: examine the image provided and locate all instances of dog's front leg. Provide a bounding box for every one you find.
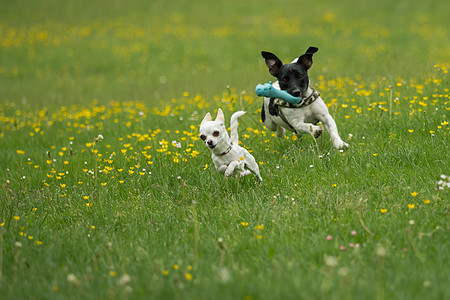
[244,154,263,182]
[216,164,228,175]
[240,170,252,177]
[224,161,240,177]
[290,120,323,138]
[320,113,349,149]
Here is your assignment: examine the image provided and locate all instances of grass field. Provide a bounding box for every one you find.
[1,0,449,299]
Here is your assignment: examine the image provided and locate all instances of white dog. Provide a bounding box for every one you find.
[200,108,262,182]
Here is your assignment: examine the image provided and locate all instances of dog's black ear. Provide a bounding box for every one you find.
[298,47,318,70]
[262,51,283,77]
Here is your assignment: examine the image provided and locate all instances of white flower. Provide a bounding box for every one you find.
[218,267,231,283]
[325,255,338,267]
[119,274,131,286]
[376,246,387,258]
[67,273,79,286]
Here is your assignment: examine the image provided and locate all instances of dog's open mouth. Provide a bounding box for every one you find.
[208,144,216,149]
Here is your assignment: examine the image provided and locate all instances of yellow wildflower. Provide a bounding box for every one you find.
[185,273,193,281]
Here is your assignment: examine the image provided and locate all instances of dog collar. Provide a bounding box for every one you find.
[271,89,320,108]
[220,143,233,156]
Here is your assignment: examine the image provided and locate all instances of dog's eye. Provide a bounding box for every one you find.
[200,134,206,141]
[213,131,220,137]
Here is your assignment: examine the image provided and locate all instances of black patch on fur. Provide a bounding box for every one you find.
[268,98,279,116]
[261,104,266,123]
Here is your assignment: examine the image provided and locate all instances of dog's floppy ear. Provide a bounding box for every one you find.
[262,51,283,77]
[201,112,212,126]
[215,108,225,124]
[297,46,318,70]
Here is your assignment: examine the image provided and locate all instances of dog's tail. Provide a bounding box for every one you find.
[230,111,246,144]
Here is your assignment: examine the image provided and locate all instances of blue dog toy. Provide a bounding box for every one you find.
[255,81,301,104]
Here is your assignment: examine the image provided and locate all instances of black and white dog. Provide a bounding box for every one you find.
[260,47,349,149]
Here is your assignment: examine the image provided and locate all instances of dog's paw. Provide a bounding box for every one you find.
[334,140,349,149]
[224,169,234,177]
[313,127,323,138]
[240,170,251,177]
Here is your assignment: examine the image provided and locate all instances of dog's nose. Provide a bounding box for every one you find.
[207,140,214,146]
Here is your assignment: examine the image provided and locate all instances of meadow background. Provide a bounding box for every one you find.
[0,0,449,299]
